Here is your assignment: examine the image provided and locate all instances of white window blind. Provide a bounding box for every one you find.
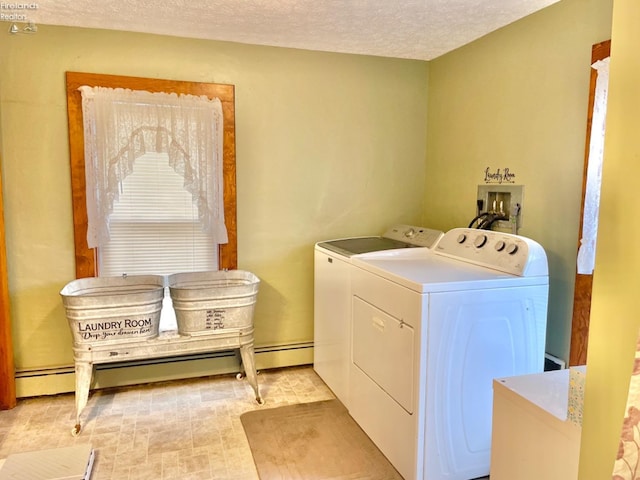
[98,151,218,278]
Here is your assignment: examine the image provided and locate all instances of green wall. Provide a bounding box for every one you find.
[580,0,640,477]
[0,25,429,393]
[425,0,612,362]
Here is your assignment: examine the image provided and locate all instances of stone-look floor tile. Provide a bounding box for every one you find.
[0,366,334,479]
[148,425,192,454]
[178,449,211,476]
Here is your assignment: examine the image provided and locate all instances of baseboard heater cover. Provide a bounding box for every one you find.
[16,341,314,378]
[544,352,566,371]
[14,341,314,399]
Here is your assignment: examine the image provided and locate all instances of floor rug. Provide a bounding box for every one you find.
[240,399,403,480]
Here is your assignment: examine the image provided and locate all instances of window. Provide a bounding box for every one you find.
[65,72,238,281]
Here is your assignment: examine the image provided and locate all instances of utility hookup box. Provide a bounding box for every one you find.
[477,184,524,231]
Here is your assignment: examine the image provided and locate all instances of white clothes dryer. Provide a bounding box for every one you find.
[314,225,443,408]
[349,227,549,480]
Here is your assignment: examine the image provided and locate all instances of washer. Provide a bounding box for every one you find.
[314,225,443,409]
[349,227,549,480]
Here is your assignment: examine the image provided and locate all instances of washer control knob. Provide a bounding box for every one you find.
[404,228,416,238]
[457,233,467,244]
[495,240,506,252]
[474,235,488,248]
[507,243,519,255]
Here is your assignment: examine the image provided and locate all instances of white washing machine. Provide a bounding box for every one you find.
[349,227,549,480]
[314,225,443,409]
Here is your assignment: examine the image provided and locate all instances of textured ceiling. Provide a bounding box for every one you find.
[25,0,561,60]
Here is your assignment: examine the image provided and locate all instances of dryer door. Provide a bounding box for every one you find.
[352,296,415,413]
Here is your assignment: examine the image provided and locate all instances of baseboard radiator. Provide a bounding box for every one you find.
[15,341,314,398]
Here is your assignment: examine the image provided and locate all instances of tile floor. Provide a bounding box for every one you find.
[0,366,491,479]
[0,366,334,479]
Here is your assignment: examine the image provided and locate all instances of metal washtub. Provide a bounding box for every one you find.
[60,274,165,345]
[168,270,260,335]
[60,270,263,436]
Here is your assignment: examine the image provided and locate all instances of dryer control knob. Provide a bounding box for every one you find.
[507,243,519,255]
[495,240,506,252]
[457,233,467,244]
[474,235,488,248]
[404,228,416,238]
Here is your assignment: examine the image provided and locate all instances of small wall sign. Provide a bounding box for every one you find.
[484,167,516,184]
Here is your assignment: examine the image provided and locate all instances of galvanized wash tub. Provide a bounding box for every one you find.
[60,275,165,345]
[168,270,260,336]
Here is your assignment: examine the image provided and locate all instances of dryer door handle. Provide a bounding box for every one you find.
[372,316,385,332]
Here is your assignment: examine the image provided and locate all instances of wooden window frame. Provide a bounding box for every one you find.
[0,163,16,410]
[569,40,611,366]
[65,72,237,278]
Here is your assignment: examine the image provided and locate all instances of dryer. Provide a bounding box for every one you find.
[349,227,549,480]
[314,225,443,408]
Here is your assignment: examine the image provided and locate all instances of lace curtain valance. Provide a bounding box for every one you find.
[79,86,227,249]
[576,57,609,275]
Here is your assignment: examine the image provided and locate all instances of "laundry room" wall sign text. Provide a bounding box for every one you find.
[484,167,516,184]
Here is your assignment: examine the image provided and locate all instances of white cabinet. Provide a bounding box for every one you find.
[491,370,582,480]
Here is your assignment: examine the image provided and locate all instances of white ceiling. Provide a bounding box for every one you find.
[26,0,561,61]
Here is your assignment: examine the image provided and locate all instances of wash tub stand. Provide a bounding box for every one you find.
[71,326,263,436]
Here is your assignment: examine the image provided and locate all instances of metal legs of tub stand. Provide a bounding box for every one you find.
[238,344,264,405]
[71,361,93,436]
